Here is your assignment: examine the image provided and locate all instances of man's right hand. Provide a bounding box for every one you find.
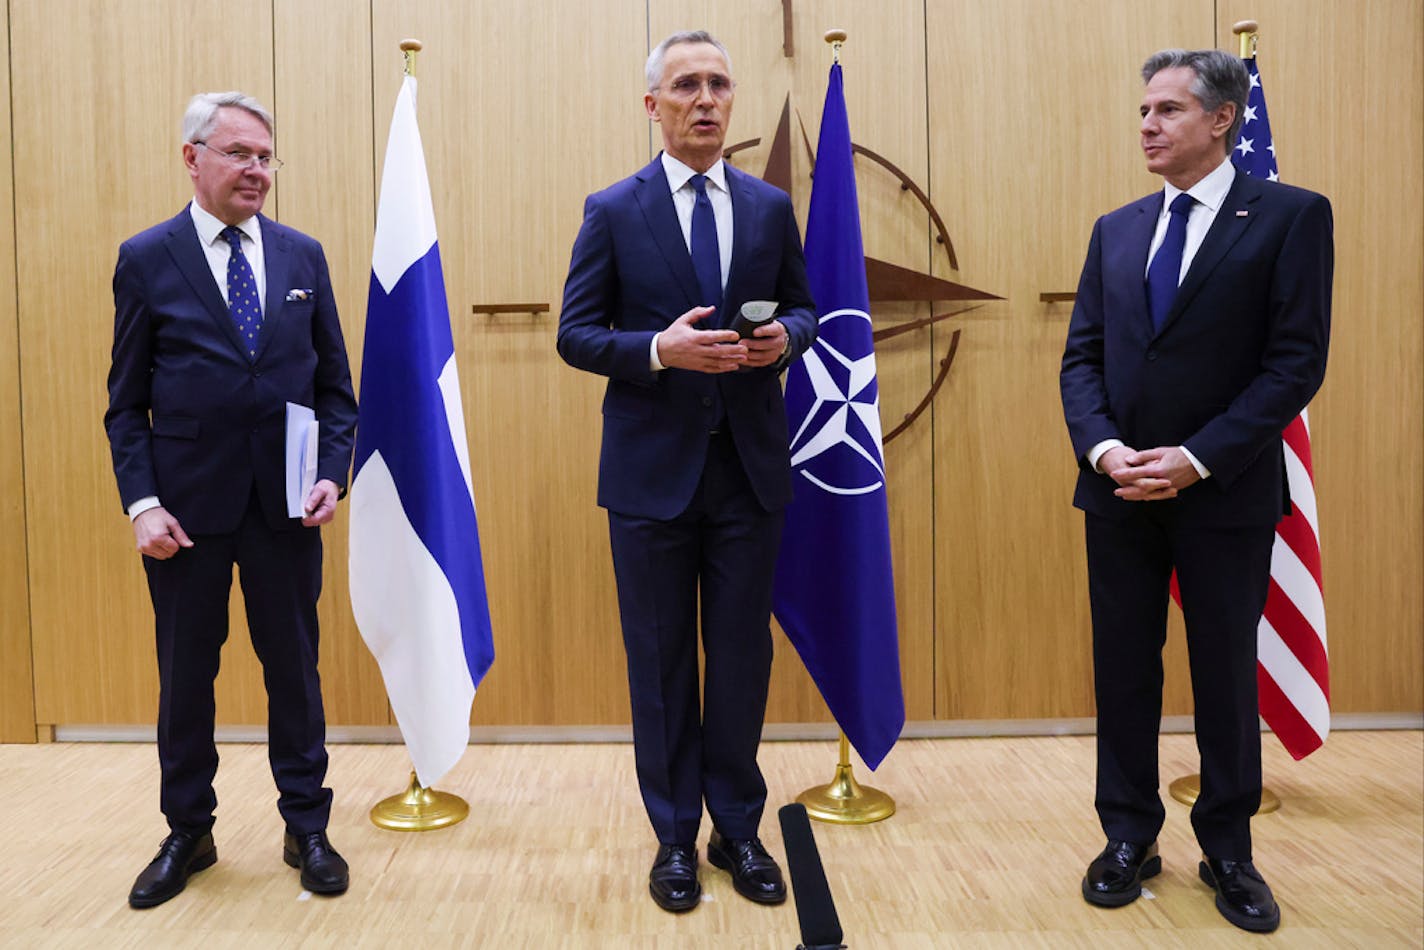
[655,306,748,374]
[1101,445,1174,501]
[133,507,194,559]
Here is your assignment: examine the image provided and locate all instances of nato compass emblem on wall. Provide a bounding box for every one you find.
[726,97,1001,458]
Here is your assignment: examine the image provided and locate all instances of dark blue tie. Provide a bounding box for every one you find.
[689,174,723,314]
[1146,192,1195,332]
[222,226,263,359]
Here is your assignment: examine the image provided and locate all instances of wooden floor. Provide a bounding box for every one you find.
[0,732,1419,948]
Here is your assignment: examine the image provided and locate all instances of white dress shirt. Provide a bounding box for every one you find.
[649,152,734,371]
[1087,156,1237,480]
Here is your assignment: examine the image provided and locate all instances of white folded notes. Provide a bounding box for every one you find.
[285,402,319,518]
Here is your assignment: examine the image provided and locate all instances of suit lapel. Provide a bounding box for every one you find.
[633,157,701,314]
[723,164,759,326]
[1120,194,1161,338]
[164,207,248,357]
[1158,173,1262,334]
[256,216,289,363]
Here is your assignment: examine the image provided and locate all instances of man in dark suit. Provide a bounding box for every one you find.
[105,92,358,908]
[1061,49,1331,933]
[557,31,817,914]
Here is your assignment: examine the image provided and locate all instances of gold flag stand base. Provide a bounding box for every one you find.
[1168,774,1281,814]
[796,734,895,824]
[370,771,470,831]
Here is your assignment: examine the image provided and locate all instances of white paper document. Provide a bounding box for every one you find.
[285,402,320,518]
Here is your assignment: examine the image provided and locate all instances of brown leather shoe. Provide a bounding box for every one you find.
[128,831,217,908]
[707,831,786,905]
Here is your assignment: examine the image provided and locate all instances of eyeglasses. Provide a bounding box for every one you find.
[194,141,284,172]
[657,75,735,101]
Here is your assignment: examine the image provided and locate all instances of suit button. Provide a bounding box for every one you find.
[701,396,713,407]
[1145,350,1158,361]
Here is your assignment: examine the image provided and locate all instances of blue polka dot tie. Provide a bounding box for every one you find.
[222,226,263,359]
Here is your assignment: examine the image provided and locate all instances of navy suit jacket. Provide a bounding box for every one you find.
[105,207,358,535]
[1061,173,1332,527]
[557,157,817,520]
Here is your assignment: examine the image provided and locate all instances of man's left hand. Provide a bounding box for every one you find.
[301,478,340,526]
[1108,446,1201,502]
[743,320,789,368]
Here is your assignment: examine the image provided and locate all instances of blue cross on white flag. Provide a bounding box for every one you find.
[349,74,495,789]
[772,62,904,770]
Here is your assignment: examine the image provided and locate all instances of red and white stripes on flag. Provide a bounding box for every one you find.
[1256,411,1329,758]
[1234,55,1330,759]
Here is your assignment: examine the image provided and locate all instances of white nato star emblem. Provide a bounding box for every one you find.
[787,308,887,496]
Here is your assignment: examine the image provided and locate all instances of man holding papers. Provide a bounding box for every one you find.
[104,91,357,908]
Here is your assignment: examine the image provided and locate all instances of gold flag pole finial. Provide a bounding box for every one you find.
[401,38,423,77]
[1232,20,1259,59]
[824,29,847,65]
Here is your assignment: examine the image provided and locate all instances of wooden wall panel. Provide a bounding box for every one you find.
[0,10,36,742]
[371,0,649,725]
[926,0,1214,720]
[5,0,1419,733]
[267,0,388,725]
[14,1,275,724]
[1216,0,1424,714]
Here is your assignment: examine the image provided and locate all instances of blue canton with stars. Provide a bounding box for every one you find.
[1232,58,1279,181]
[222,226,263,359]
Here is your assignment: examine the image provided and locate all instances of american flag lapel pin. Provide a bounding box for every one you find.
[1235,210,1249,217]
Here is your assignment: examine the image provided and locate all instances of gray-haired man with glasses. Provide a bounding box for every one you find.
[105,91,357,908]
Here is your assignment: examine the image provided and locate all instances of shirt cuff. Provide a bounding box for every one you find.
[649,332,665,372]
[1180,445,1211,480]
[128,496,161,520]
[1087,439,1125,474]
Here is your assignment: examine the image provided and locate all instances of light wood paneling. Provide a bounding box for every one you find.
[0,732,1419,945]
[0,11,35,742]
[926,0,1215,719]
[1214,0,1424,714]
[14,1,276,724]
[371,0,649,725]
[267,0,388,725]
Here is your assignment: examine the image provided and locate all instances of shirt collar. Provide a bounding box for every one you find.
[189,200,261,248]
[1163,155,1235,215]
[660,151,728,196]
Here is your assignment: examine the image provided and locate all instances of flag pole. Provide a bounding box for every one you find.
[363,38,474,832]
[792,29,897,826]
[797,730,895,824]
[1167,17,1282,816]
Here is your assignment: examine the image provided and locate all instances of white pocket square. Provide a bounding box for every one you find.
[285,288,313,301]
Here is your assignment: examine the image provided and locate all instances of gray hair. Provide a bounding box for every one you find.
[645,30,731,92]
[181,91,274,144]
[1141,49,1250,152]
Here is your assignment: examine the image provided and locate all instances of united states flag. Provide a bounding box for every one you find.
[1233,56,1330,760]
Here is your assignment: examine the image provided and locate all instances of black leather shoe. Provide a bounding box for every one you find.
[283,831,349,895]
[707,831,787,905]
[1199,856,1280,933]
[1082,840,1160,907]
[128,831,217,908]
[649,843,701,912]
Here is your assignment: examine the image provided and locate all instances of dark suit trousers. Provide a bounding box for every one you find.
[1085,508,1273,860]
[144,491,332,836]
[608,433,782,845]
